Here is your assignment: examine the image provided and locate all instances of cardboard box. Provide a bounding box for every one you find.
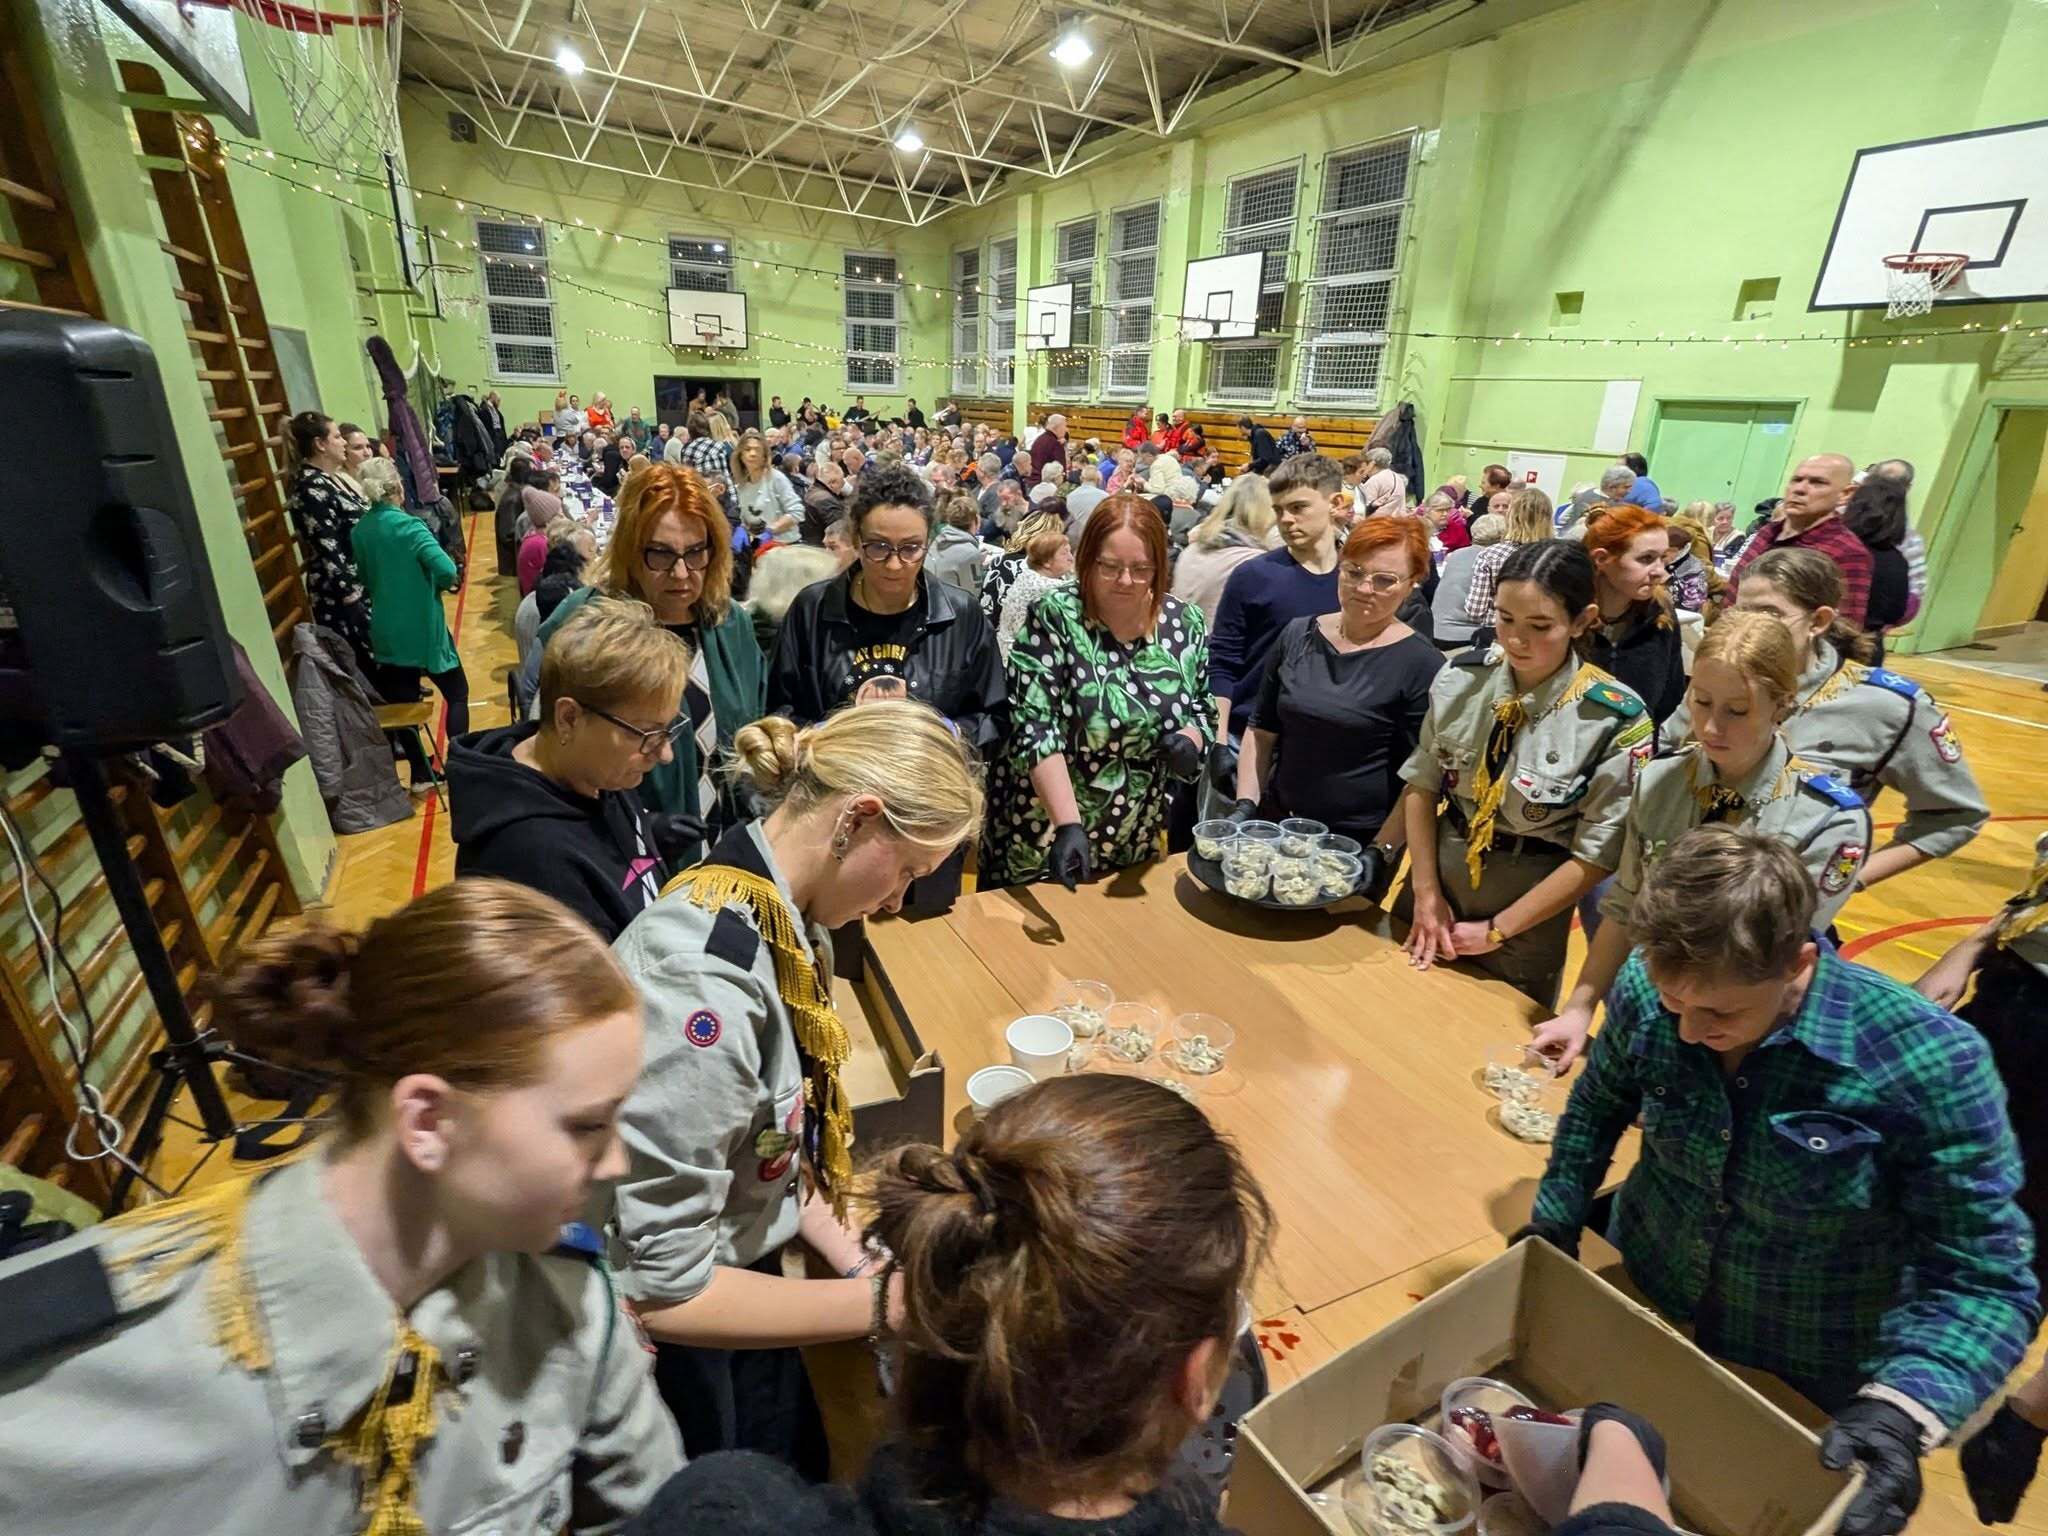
[842,934,946,1148]
[1230,1240,1857,1536]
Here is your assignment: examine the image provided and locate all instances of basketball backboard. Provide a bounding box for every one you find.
[101,0,259,135]
[1024,282,1075,351]
[1810,116,2048,310]
[667,290,750,349]
[1180,253,1264,340]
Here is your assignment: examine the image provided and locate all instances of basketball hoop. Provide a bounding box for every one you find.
[694,327,721,351]
[1881,252,1968,319]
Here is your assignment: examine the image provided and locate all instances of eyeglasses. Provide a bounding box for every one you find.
[580,704,689,757]
[642,541,712,574]
[860,539,928,565]
[1094,560,1155,586]
[1340,564,1409,593]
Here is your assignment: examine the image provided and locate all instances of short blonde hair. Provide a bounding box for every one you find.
[1024,525,1069,568]
[537,597,691,720]
[358,457,404,506]
[732,700,983,851]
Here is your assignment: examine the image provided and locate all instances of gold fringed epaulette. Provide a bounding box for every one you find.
[663,863,856,1215]
[102,1160,289,1372]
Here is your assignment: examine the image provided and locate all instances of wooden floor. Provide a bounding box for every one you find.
[154,519,2048,1531]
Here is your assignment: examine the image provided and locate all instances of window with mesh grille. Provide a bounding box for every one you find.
[952,247,983,395]
[1222,164,1299,332]
[1104,201,1159,397]
[1208,344,1280,400]
[476,219,556,382]
[1299,134,1413,404]
[844,250,900,390]
[1050,217,1098,396]
[985,237,1019,390]
[669,235,735,293]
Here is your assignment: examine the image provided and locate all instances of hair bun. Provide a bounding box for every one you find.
[208,924,361,1077]
[732,715,803,799]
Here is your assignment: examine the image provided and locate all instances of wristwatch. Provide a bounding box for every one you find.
[1487,924,1509,947]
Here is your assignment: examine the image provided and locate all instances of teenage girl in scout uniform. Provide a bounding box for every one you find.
[1531,612,1874,1067]
[1397,540,1653,1007]
[1667,546,1987,884]
[0,880,682,1536]
[1928,837,2048,1525]
[606,698,983,1477]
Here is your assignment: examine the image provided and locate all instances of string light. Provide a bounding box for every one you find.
[216,137,2048,357]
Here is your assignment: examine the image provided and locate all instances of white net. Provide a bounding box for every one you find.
[1883,256,1966,320]
[239,2,402,172]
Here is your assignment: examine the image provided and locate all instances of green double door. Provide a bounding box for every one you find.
[1645,400,1799,511]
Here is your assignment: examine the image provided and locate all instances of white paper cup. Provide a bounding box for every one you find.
[965,1064,1034,1117]
[1005,1014,1075,1080]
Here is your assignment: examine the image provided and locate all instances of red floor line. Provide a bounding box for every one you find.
[410,511,482,898]
[1838,914,1992,961]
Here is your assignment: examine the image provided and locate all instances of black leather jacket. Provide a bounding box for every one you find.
[766,568,1007,754]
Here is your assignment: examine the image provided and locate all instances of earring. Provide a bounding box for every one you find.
[831,813,854,860]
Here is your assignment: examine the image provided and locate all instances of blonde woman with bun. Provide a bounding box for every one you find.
[632,1073,1273,1536]
[608,699,983,1476]
[0,880,682,1532]
[1531,611,1873,1068]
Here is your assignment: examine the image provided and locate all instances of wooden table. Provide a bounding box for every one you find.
[864,855,1622,1318]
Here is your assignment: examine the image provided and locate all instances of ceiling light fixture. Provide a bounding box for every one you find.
[893,126,925,153]
[1049,27,1092,68]
[555,44,585,75]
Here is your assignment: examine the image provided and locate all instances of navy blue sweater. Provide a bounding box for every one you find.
[1205,546,1339,718]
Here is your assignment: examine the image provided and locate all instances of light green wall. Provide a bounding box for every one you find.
[917,0,2048,650]
[17,0,355,897]
[397,93,956,426]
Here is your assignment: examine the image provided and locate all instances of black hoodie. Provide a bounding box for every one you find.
[447,721,663,943]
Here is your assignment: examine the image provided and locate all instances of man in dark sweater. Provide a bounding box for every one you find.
[1206,453,1345,787]
[1239,415,1281,474]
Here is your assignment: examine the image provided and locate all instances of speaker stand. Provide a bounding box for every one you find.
[61,749,237,1208]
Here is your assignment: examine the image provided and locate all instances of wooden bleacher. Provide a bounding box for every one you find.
[1028,403,1380,474]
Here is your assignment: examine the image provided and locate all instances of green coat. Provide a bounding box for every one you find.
[534,584,768,825]
[350,502,460,672]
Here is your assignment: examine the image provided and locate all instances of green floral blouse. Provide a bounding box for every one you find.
[982,584,1212,886]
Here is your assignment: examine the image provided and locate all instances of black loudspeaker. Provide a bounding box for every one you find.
[0,313,239,753]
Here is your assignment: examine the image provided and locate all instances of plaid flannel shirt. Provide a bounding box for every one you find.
[1533,948,2038,1433]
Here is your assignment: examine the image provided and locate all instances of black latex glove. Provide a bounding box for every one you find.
[1358,843,1394,904]
[1206,739,1239,797]
[646,810,710,863]
[1577,1402,1668,1483]
[1160,731,1203,783]
[1048,822,1092,891]
[1819,1400,1924,1536]
[1960,1403,2046,1525]
[1507,1221,1582,1260]
[1229,798,1259,824]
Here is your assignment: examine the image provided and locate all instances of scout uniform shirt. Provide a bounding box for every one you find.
[1400,652,1650,872]
[607,819,816,1305]
[0,1154,682,1536]
[1601,739,1873,931]
[1663,641,1988,859]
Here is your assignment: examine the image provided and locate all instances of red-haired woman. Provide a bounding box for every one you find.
[1581,502,1687,727]
[1232,517,1442,897]
[523,462,766,867]
[982,495,1212,889]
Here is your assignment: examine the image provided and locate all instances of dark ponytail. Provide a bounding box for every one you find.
[1746,546,1877,664]
[867,1074,1271,1505]
[1496,539,1600,658]
[284,410,333,489]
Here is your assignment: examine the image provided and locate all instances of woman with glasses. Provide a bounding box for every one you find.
[768,463,1003,914]
[450,600,690,942]
[768,461,1005,753]
[982,495,1212,890]
[526,464,768,868]
[1230,518,1442,898]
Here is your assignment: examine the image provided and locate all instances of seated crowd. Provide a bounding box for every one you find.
[45,385,2027,1536]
